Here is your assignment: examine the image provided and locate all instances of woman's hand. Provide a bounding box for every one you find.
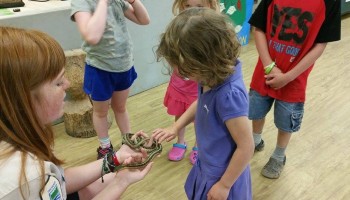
[116,144,147,165]
[115,162,153,185]
[90,162,153,199]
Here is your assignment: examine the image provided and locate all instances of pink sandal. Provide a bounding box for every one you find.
[189,146,198,165]
[168,143,187,161]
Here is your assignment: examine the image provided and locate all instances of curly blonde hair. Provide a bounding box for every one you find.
[157,7,241,88]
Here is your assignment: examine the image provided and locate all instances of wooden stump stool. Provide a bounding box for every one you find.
[64,98,113,138]
[63,49,113,138]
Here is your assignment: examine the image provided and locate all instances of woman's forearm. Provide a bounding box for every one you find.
[64,159,103,194]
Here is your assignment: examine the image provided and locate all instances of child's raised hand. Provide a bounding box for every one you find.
[152,126,177,143]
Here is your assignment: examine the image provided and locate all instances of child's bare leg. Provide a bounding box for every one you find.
[93,100,113,158]
[252,118,265,135]
[175,115,186,144]
[93,100,111,142]
[252,118,265,151]
[111,89,131,134]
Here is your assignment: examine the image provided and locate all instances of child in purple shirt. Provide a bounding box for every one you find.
[153,8,254,200]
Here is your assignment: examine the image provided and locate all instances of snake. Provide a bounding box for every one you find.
[115,132,162,171]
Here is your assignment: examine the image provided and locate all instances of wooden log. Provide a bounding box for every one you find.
[64,98,113,138]
[64,98,95,138]
[64,49,87,100]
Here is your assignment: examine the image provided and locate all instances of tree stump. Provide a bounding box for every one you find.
[64,98,113,138]
[63,49,113,138]
[64,98,95,138]
[65,50,87,100]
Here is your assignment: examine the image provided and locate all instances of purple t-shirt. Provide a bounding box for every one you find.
[185,60,252,200]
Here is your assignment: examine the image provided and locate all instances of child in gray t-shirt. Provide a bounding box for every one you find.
[71,0,150,159]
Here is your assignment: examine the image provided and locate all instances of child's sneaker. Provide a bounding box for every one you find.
[168,143,187,161]
[189,147,198,165]
[255,139,265,152]
[261,156,286,179]
[97,144,114,160]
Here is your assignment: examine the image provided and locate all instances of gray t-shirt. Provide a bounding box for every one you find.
[71,0,134,72]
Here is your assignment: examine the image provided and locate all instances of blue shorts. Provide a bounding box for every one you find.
[83,64,137,101]
[248,89,304,133]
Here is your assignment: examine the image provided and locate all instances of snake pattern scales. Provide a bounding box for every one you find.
[116,133,162,170]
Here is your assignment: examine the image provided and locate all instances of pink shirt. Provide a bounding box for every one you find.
[169,73,198,97]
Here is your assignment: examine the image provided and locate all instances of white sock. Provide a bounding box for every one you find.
[253,132,262,146]
[99,137,111,149]
[271,145,286,162]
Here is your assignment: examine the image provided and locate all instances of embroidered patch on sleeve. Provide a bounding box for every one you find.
[40,175,63,200]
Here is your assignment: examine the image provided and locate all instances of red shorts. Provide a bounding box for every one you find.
[163,85,197,116]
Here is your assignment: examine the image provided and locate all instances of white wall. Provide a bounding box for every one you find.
[127,0,173,95]
[0,0,173,96]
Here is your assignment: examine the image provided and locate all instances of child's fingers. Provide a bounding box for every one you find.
[152,131,165,141]
[159,134,171,143]
[166,135,176,142]
[152,128,164,136]
[132,131,149,140]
